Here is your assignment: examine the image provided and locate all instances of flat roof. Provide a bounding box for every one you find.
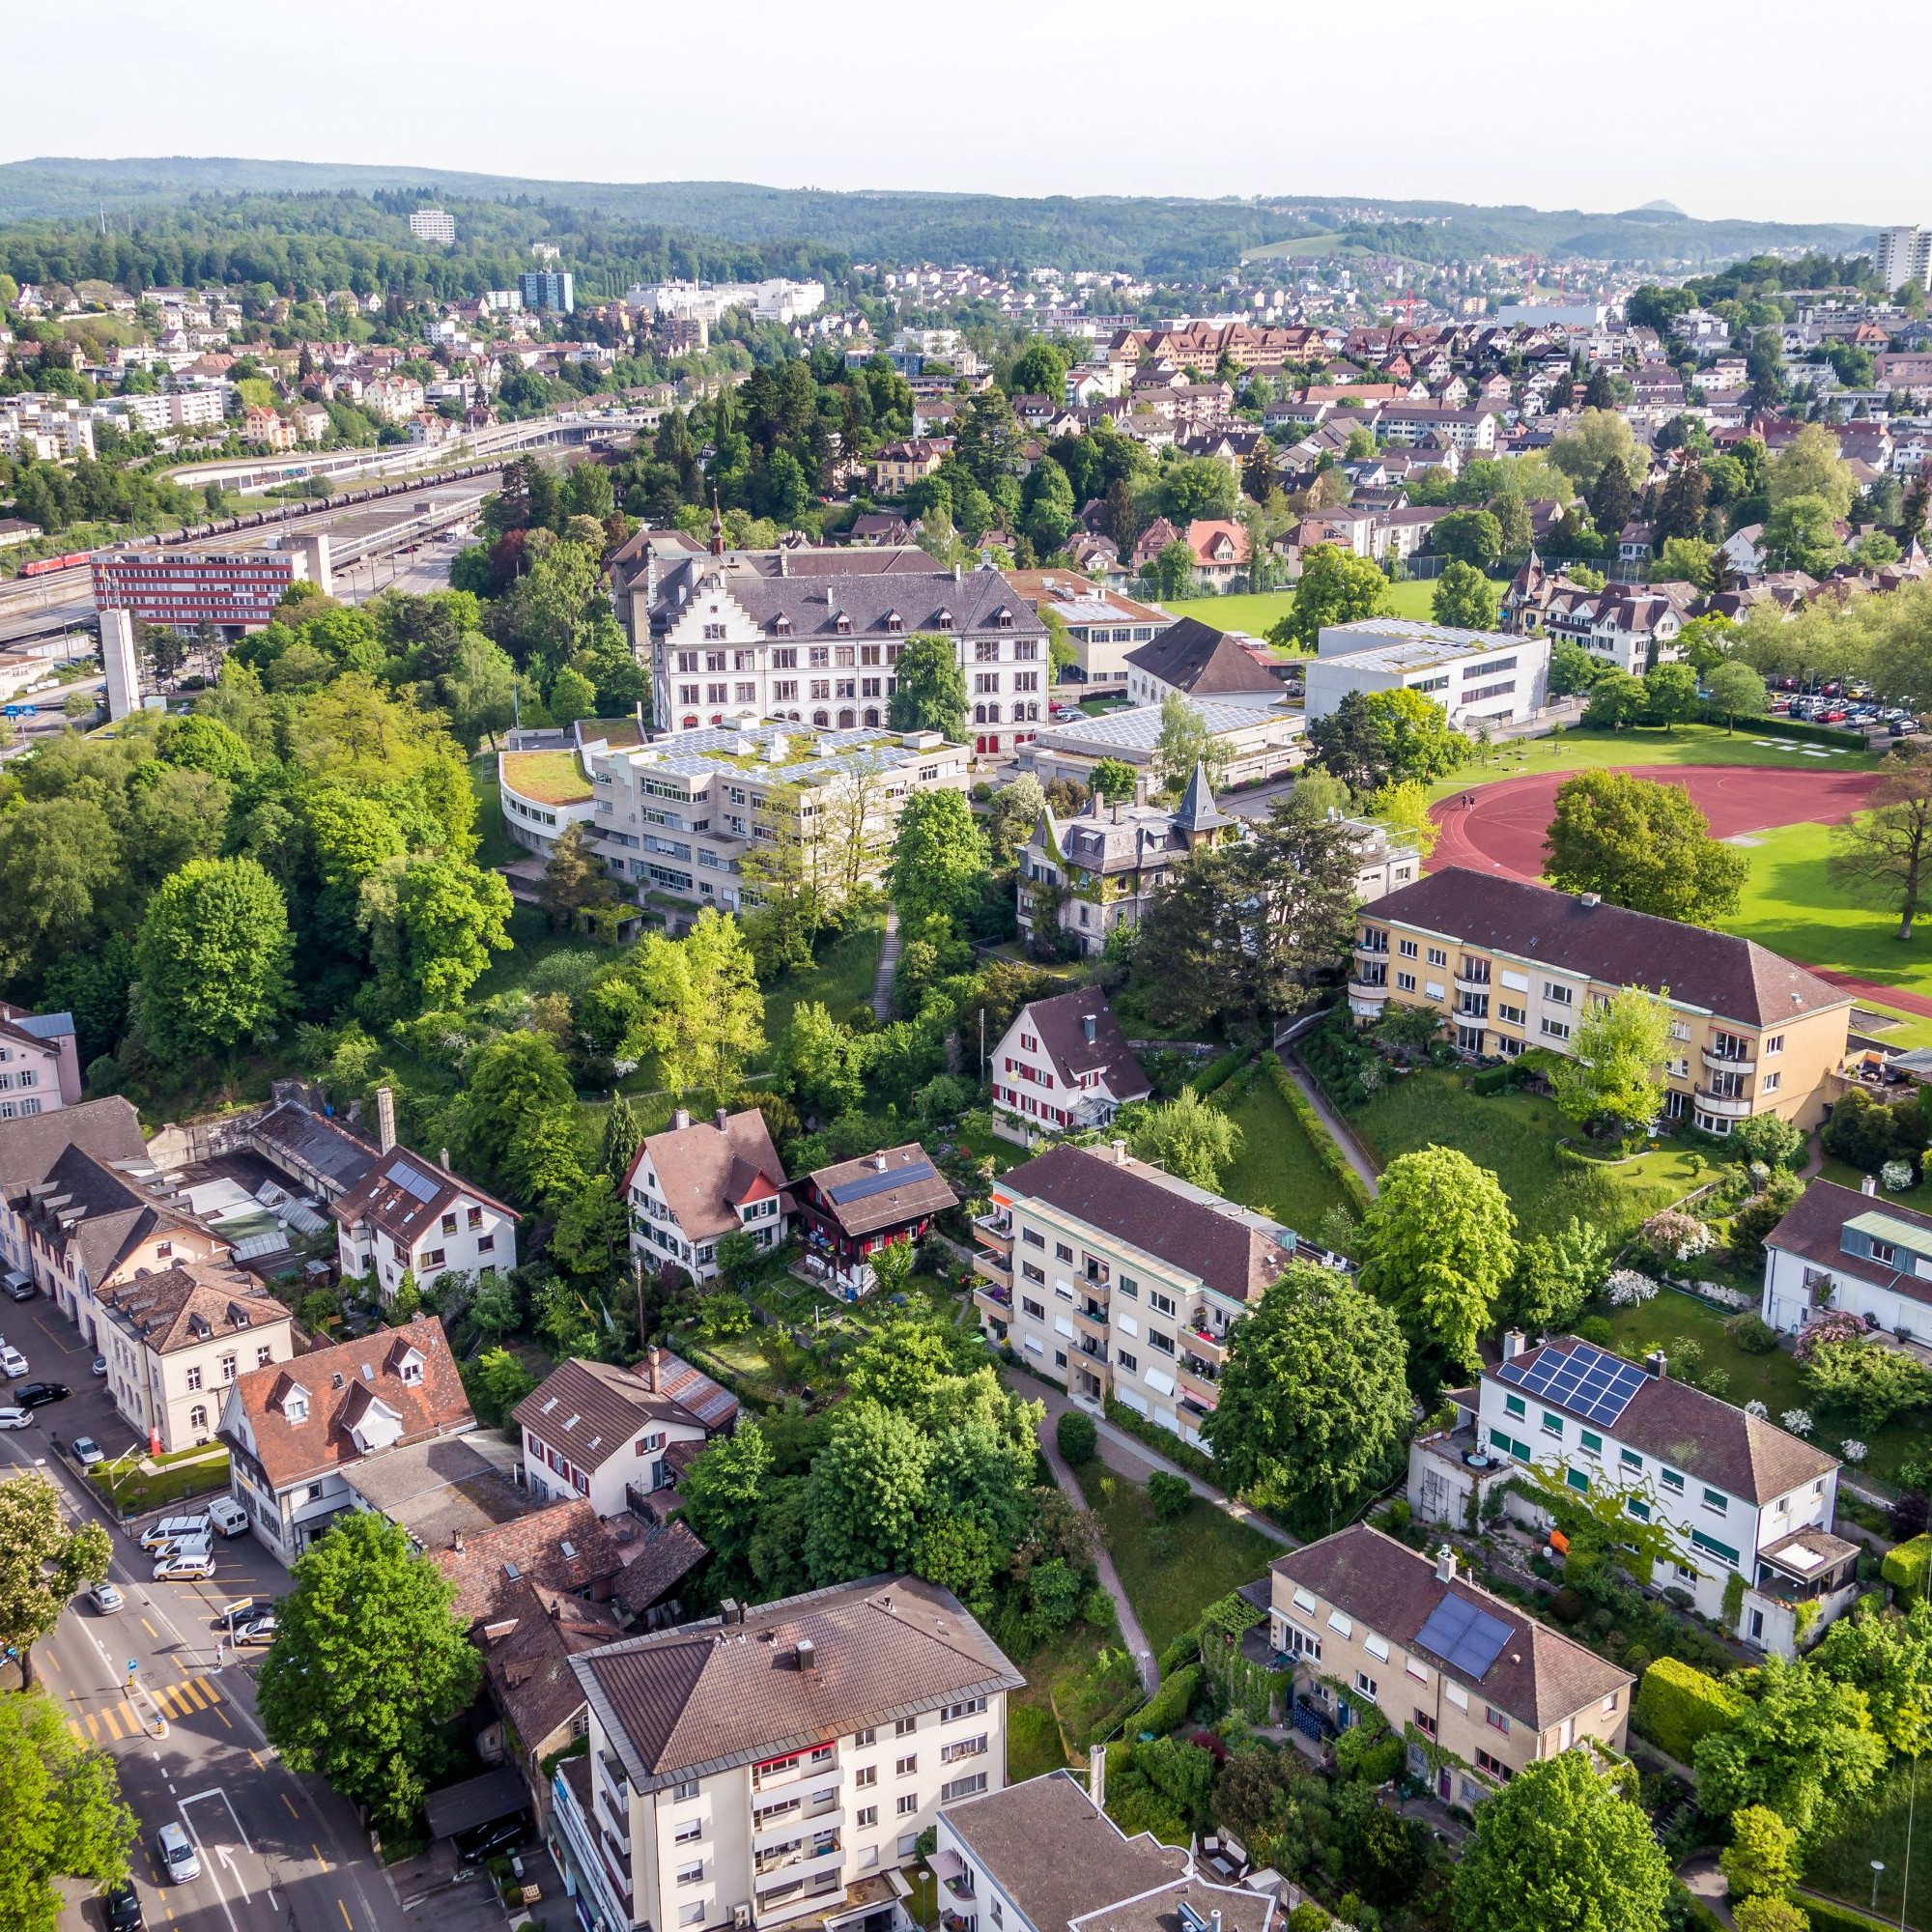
[1031,696,1301,754]
[602,721,960,788]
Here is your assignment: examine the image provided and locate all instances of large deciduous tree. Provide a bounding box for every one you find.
[133,855,293,1059]
[1270,544,1394,649]
[0,1692,136,1932]
[258,1512,482,1836]
[1126,1089,1242,1190]
[1552,985,1673,1136]
[0,1476,111,1689]
[1203,1264,1411,1527]
[1813,1599,1932,1758]
[624,909,767,1096]
[1704,661,1769,734]
[1833,744,1932,938]
[887,789,990,935]
[358,853,514,1018]
[1544,771,1748,923]
[1432,558,1501,631]
[1452,1752,1671,1932]
[887,632,969,741]
[1358,1147,1516,1371]
[1309,687,1467,792]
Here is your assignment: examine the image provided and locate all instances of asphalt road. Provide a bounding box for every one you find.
[0,1298,410,1932]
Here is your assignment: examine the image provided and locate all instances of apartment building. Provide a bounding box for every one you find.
[1350,868,1853,1132]
[644,561,1048,758]
[410,208,457,244]
[106,388,227,436]
[514,1346,739,1517]
[332,1128,520,1303]
[94,1260,295,1453]
[0,1003,81,1116]
[1761,1178,1932,1343]
[1304,620,1550,729]
[623,1106,789,1285]
[972,1139,1310,1447]
[985,989,1151,1145]
[1001,572,1169,693]
[552,1576,1024,1932]
[1408,1333,1853,1656]
[1268,1528,1632,1804]
[935,1769,1273,1932]
[584,723,968,918]
[92,549,308,636]
[497,746,599,859]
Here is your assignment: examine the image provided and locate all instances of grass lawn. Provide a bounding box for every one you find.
[1804,1758,1932,1923]
[91,1447,231,1517]
[469,751,522,869]
[1163,578,1506,646]
[1350,1067,1702,1243]
[1822,1153,1932,1211]
[1214,1067,1352,1237]
[761,919,885,1041]
[1073,1464,1280,1656]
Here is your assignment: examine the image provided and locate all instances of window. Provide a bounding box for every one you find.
[1566,1468,1590,1494]
[941,1698,986,1721]
[943,1773,988,1803]
[189,1405,208,1431]
[1503,1393,1525,1419]
[1021,1228,1044,1248]
[674,1819,704,1844]
[1117,1274,1137,1298]
[1398,939,1418,958]
[1413,1708,1437,1738]
[897,1834,920,1860]
[1116,1350,1137,1374]
[1446,1682,1469,1711]
[1627,1496,1651,1521]
[1149,1291,1176,1317]
[1496,1002,1525,1026]
[1021,1297,1044,1321]
[1762,1071,1781,1094]
[1021,1262,1044,1285]
[857,1805,877,1829]
[1579,1429,1602,1454]
[1702,1488,1728,1514]
[219,1353,237,1381]
[1542,1410,1563,1437]
[895,1756,917,1776]
[1486,1707,1510,1734]
[186,1364,203,1391]
[1146,1328,1174,1356]
[1691,1528,1741,1569]
[896,1795,919,1818]
[1544,981,1575,1006]
[855,1767,877,1789]
[1353,1670,1378,1698]
[1541,1017,1572,1042]
[1397,972,1416,992]
[1054,1241,1073,1264]
[895,1718,917,1737]
[1327,1609,1352,1637]
[1427,947,1447,968]
[1474,1747,1513,1783]
[853,1728,875,1747]
[1764,1034,1784,1055]
[1662,1468,1685,1493]
[673,1778,699,1802]
[256,1345,272,1368]
[677,1862,704,1887]
[1620,1448,1643,1472]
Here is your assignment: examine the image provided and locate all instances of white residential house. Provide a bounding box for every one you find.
[1407,1331,1856,1657]
[548,1576,1024,1932]
[514,1346,739,1516]
[986,987,1152,1146]
[623,1106,789,1283]
[1761,1178,1932,1343]
[0,1004,82,1115]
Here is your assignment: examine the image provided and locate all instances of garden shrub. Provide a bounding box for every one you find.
[1576,1315,1614,1346]
[1728,1112,1807,1171]
[1632,1657,1747,1762]
[1883,1533,1932,1605]
[1800,1901,1900,1932]
[1148,1470,1193,1520]
[1287,1908,1331,1932]
[1057,1408,1098,1466]
[1471,1064,1511,1095]
[1725,1312,1780,1355]
[1134,1663,1202,1738]
[1159,1630,1201,1674]
[1334,1718,1405,1785]
[1192,1050,1248,1099]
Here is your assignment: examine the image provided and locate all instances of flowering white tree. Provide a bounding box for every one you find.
[1843,1438,1869,1463]
[1781,1408,1814,1437]
[1745,1400,1769,1419]
[1605,1268,1660,1306]
[1884,1159,1916,1193]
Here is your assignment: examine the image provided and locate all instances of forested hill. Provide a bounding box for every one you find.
[0,156,1873,274]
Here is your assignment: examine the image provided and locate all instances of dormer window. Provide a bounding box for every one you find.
[836,613,852,635]
[997,608,1014,628]
[936,610,954,631]
[885,611,904,633]
[399,1353,424,1385]
[281,1385,310,1424]
[773,613,792,636]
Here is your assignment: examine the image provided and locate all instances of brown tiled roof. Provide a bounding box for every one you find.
[332,1144,518,1247]
[801,1143,959,1239]
[97,1261,290,1356]
[1018,987,1151,1102]
[480,1573,624,1751]
[1123,618,1279,696]
[576,1575,1023,1794]
[223,1315,473,1491]
[511,1350,738,1467]
[998,1145,1293,1304]
[1366,867,1850,1029]
[1766,1179,1932,1308]
[1499,1337,1838,1503]
[1272,1525,1629,1729]
[625,1110,786,1246]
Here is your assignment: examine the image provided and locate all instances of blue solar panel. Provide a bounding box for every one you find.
[827,1159,937,1208]
[1497,1341,1647,1429]
[384,1157,440,1205]
[1415,1593,1514,1682]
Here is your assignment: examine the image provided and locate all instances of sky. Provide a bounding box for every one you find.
[5,0,1920,230]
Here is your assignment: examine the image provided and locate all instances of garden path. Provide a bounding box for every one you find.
[870,908,900,1019]
[1282,1052,1381,1196]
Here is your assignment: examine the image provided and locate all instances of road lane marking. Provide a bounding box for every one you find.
[100,1706,120,1740]
[176,1679,206,1711]
[195,1675,221,1704]
[212,1703,232,1730]
[281,1792,299,1819]
[153,1686,180,1718]
[141,1617,158,1638]
[68,1719,84,1744]
[119,1699,139,1733]
[176,1806,241,1932]
[338,1902,353,1930]
[312,1842,327,1871]
[45,1647,61,1673]
[248,1750,265,1770]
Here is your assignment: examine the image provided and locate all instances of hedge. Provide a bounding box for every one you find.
[1799,1897,1898,1932]
[1721,711,1868,750]
[1132,1662,1201,1738]
[1264,1053,1374,1215]
[1192,1050,1249,1099]
[1632,1657,1747,1763]
[1883,1533,1931,1605]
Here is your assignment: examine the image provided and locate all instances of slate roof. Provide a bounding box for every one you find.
[24,1146,210,1284]
[1272,1525,1630,1730]
[1364,867,1851,1030]
[1492,1337,1838,1503]
[0,1096,145,1204]
[1123,618,1279,696]
[998,1144,1293,1304]
[1766,1179,1932,1309]
[668,561,1043,641]
[800,1143,959,1239]
[576,1575,1024,1795]
[626,1109,786,1246]
[96,1261,291,1357]
[247,1100,379,1198]
[332,1145,519,1246]
[511,1350,739,1468]
[1013,987,1151,1102]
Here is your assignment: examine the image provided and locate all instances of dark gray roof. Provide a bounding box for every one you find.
[654,558,1043,640]
[249,1100,378,1197]
[512,1351,737,1467]
[1016,987,1152,1101]
[0,1096,145,1202]
[1123,618,1280,696]
[1364,867,1850,1030]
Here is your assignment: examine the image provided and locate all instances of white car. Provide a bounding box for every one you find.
[0,1406,31,1430]
[0,1345,27,1378]
[153,1549,214,1582]
[139,1514,211,1552]
[156,1822,201,1884]
[206,1497,249,1537]
[72,1435,104,1467]
[90,1580,126,1613]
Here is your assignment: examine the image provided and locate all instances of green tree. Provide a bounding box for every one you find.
[1548,410,1643,496]
[887,632,969,740]
[1358,1147,1516,1370]
[548,665,598,726]
[1719,1804,1801,1902]
[1091,757,1139,805]
[1693,1655,1887,1845]
[1588,457,1635,537]
[470,1347,538,1426]
[1545,771,1748,923]
[257,1511,482,1835]
[803,1400,932,1582]
[676,1420,775,1582]
[1656,537,1718,589]
[777,1001,867,1120]
[1764,495,1844,576]
[1813,1601,1932,1758]
[1831,744,1932,939]
[1363,686,1468,785]
[1272,545,1394,649]
[1127,1089,1243,1190]
[1009,340,1069,401]
[0,1475,111,1688]
[1153,693,1221,796]
[1547,639,1603,697]
[540,822,612,929]
[1433,508,1505,569]
[623,909,768,1095]
[1150,539,1196,601]
[887,789,990,934]
[602,1092,643,1182]
[1203,1264,1412,1525]
[442,634,519,751]
[134,856,293,1059]
[1704,661,1769,734]
[358,854,514,1018]
[1552,985,1673,1135]
[1768,422,1856,519]
[1453,1751,1670,1932]
[0,1692,136,1932]
[1432,559,1501,630]
[1583,669,1648,729]
[1643,660,1701,732]
[465,1032,577,1179]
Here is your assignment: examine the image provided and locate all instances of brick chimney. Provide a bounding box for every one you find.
[715,1107,729,1132]
[647,1347,662,1395]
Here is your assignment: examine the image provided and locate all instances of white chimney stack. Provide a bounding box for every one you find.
[1501,1327,1525,1361]
[1089,1743,1106,1811]
[1111,1138,1128,1166]
[1435,1545,1457,1585]
[376,1086,397,1155]
[1862,1174,1880,1196]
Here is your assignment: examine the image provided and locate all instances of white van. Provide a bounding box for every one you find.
[206,1497,248,1538]
[139,1513,212,1552]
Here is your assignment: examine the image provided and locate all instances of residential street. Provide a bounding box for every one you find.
[0,1295,410,1932]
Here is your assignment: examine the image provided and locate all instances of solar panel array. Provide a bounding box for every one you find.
[1414,1593,1514,1682]
[385,1157,440,1205]
[1495,1340,1647,1430]
[827,1159,936,1208]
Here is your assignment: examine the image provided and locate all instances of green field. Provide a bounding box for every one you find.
[1164,577,1476,643]
[1241,235,1414,264]
[1213,1067,1354,1238]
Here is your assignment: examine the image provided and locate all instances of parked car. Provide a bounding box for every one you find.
[206,1497,249,1537]
[0,1345,28,1378]
[156,1823,200,1885]
[1,1270,33,1301]
[71,1435,104,1467]
[0,1406,32,1430]
[1893,717,1921,736]
[139,1514,212,1552]
[91,1354,107,1377]
[14,1380,70,1407]
[154,1549,215,1582]
[455,1812,530,1864]
[102,1879,145,1930]
[90,1580,126,1613]
[230,1610,278,1647]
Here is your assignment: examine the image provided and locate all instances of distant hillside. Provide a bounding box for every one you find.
[0,156,1875,275]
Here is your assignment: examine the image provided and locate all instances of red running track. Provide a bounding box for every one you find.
[1427,763,1882,880]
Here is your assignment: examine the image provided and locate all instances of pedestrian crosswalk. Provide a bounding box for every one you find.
[68,1674,223,1744]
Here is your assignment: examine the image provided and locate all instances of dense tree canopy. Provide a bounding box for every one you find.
[1544,771,1748,923]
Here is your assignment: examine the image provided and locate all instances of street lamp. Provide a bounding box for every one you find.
[1872,1860,1886,1912]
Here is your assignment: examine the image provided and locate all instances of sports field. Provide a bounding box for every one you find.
[1164,576,1479,641]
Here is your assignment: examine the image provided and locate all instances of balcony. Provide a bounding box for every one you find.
[1454,966,1493,993]
[753,1747,837,1792]
[973,1251,1013,1291]
[1702,1044,1756,1076]
[1182,1325,1228,1365]
[1355,937,1391,961]
[1074,1301,1109,1335]
[1693,1085,1753,1121]
[1178,1356,1220,1406]
[1348,975,1391,1009]
[972,1211,1013,1254]
[973,1284,1012,1327]
[755,1804,840,1852]
[755,1832,844,1883]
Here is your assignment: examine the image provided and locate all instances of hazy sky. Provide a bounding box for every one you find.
[6,0,1917,230]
